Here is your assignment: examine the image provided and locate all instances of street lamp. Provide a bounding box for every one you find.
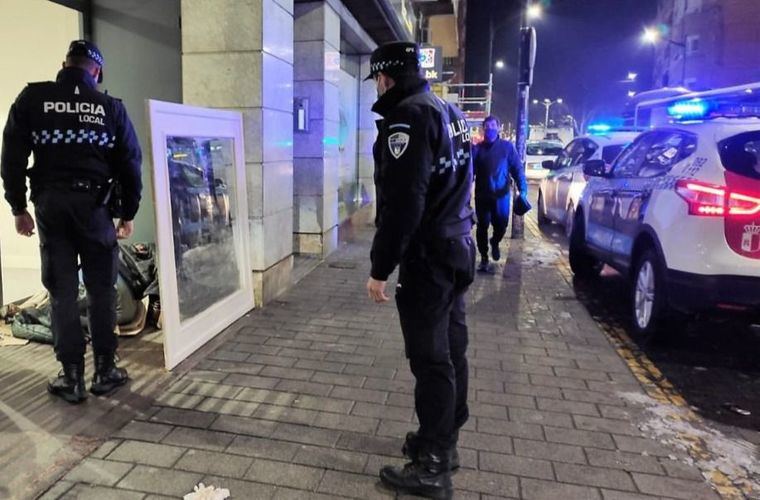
[628,90,636,98]
[642,25,686,84]
[495,60,505,70]
[527,3,542,20]
[533,98,563,127]
[627,72,638,81]
[642,27,659,44]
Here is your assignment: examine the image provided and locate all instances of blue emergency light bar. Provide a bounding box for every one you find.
[667,99,709,119]
[587,123,612,134]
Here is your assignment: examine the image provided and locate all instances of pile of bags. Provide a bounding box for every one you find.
[1,243,160,344]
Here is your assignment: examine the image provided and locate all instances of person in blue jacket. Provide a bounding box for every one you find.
[1,40,142,404]
[472,115,527,272]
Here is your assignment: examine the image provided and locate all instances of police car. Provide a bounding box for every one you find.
[568,100,760,336]
[537,128,640,237]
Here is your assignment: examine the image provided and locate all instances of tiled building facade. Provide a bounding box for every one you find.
[0,0,463,306]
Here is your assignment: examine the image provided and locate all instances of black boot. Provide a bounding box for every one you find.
[48,362,87,404]
[402,431,460,470]
[91,353,128,395]
[490,237,501,261]
[380,447,453,500]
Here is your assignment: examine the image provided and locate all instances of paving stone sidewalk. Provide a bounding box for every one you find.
[40,223,722,500]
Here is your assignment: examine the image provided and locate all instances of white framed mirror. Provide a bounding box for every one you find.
[147,100,253,369]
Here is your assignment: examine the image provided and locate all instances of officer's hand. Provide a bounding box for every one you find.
[14,211,35,237]
[367,277,389,303]
[116,219,134,240]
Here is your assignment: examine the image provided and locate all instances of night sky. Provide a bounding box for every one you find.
[464,0,659,130]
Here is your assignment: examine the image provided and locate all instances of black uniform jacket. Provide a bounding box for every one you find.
[1,67,142,220]
[370,78,474,281]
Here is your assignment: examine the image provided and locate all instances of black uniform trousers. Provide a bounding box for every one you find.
[34,188,119,364]
[475,194,511,260]
[395,235,476,452]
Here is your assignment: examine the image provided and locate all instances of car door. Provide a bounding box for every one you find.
[586,133,656,255]
[558,139,597,213]
[545,141,575,220]
[610,130,697,269]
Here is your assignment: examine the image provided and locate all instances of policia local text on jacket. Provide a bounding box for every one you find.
[473,134,528,267]
[1,42,142,404]
[368,43,476,499]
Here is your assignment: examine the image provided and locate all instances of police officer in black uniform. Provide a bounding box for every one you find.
[1,40,142,404]
[365,41,475,500]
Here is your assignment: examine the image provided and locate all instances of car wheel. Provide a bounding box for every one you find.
[537,191,550,225]
[564,205,575,239]
[568,213,603,279]
[631,248,668,338]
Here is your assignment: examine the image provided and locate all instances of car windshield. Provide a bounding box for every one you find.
[719,131,760,180]
[527,142,564,156]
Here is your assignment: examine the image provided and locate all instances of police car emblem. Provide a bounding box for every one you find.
[388,132,410,159]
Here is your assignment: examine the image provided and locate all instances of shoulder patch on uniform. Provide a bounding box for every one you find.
[388,132,410,159]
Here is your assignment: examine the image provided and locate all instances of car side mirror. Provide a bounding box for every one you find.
[583,159,608,177]
[542,160,557,170]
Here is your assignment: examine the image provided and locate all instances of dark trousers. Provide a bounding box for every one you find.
[395,236,476,451]
[475,195,511,260]
[34,189,118,364]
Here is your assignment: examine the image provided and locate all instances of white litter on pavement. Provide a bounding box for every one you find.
[183,483,231,500]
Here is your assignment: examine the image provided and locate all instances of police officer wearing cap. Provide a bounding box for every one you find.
[365,41,475,500]
[1,40,142,404]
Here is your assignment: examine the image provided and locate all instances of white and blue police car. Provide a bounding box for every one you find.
[568,99,760,336]
[538,126,641,238]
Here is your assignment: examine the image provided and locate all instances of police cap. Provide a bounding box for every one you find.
[365,41,421,81]
[66,40,104,83]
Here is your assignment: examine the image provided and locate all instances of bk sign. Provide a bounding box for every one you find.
[420,46,443,82]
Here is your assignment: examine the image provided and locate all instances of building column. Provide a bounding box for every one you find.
[293,1,341,257]
[181,0,295,306]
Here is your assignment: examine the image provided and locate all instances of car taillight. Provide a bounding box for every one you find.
[675,180,725,216]
[676,179,760,217]
[728,191,760,216]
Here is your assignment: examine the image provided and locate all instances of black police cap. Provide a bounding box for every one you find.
[365,41,421,81]
[66,40,104,83]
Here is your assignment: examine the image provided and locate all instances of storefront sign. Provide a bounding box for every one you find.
[420,46,443,82]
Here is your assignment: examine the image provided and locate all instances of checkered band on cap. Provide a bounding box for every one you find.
[370,60,405,74]
[67,40,104,66]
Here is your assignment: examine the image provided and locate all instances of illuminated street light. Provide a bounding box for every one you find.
[533,98,564,127]
[628,90,636,98]
[527,3,542,20]
[495,60,505,70]
[627,72,638,81]
[642,25,686,84]
[642,27,659,44]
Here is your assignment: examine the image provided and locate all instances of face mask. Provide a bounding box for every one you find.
[484,129,498,142]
